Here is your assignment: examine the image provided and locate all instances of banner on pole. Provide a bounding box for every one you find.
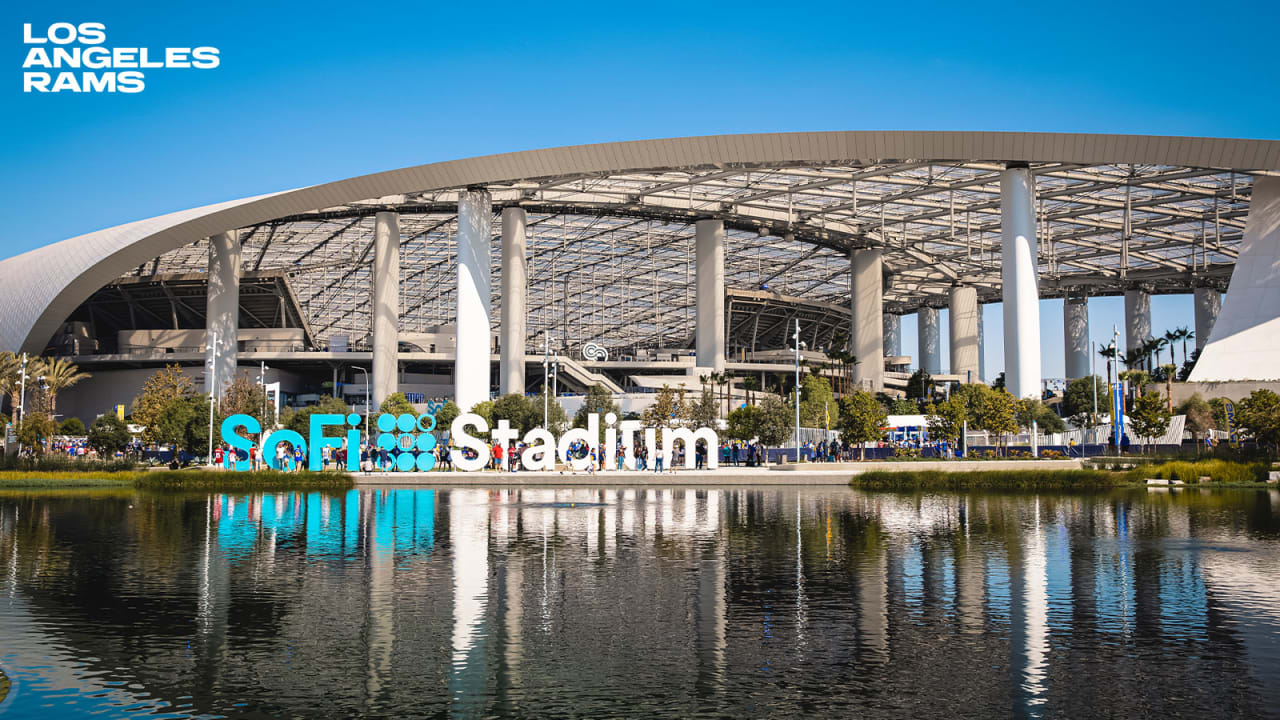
[1111,382,1125,447]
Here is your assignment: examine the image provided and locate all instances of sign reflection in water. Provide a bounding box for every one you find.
[0,488,1278,718]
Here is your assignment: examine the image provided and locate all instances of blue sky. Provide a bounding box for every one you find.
[3,1,1277,378]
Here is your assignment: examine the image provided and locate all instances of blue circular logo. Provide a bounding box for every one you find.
[372,411,438,472]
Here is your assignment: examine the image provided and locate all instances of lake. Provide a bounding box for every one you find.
[0,485,1278,718]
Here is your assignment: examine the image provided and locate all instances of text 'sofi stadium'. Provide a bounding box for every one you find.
[2,132,1279,420]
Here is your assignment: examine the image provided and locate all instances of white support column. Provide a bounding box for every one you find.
[1000,164,1042,398]
[977,305,986,382]
[1063,295,1090,380]
[1193,286,1221,352]
[455,189,493,412]
[949,286,979,383]
[372,212,400,407]
[695,219,726,372]
[883,313,901,358]
[850,248,885,391]
[206,231,240,397]
[500,207,527,396]
[1190,176,1280,381]
[1124,288,1151,356]
[917,306,940,375]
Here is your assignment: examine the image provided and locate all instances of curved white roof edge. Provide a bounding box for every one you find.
[4,130,1280,354]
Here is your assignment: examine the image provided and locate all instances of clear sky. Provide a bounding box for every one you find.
[3,0,1277,378]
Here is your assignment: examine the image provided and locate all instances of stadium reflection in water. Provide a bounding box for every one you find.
[1,487,1279,718]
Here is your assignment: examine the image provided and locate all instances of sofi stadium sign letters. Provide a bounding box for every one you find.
[220,411,719,472]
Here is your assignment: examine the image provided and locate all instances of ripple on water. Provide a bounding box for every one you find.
[0,487,1276,718]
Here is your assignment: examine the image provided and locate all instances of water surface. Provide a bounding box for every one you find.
[1,486,1278,718]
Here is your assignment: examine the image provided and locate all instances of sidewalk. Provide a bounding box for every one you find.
[354,459,1083,486]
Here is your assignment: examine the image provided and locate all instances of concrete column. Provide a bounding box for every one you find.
[917,306,941,375]
[372,212,400,407]
[1000,164,1042,398]
[850,248,885,391]
[1123,288,1151,356]
[455,189,493,412]
[949,286,979,383]
[977,305,986,382]
[883,313,901,357]
[695,219,726,372]
[206,231,240,397]
[499,207,527,396]
[1063,296,1090,380]
[1193,286,1221,352]
[1190,176,1280,381]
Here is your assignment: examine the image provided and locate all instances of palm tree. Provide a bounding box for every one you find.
[0,351,21,416]
[1098,345,1117,384]
[1176,327,1194,365]
[742,375,761,407]
[1163,330,1180,367]
[33,357,89,417]
[1160,363,1176,413]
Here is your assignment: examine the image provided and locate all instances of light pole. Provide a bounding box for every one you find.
[542,333,551,430]
[16,353,28,451]
[793,319,802,464]
[353,366,371,437]
[1091,340,1099,447]
[206,331,217,467]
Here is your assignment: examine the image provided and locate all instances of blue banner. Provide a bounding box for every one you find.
[1112,381,1125,447]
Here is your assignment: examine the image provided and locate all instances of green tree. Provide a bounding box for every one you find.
[725,404,761,441]
[905,369,932,400]
[798,373,838,429]
[925,394,967,454]
[573,384,620,429]
[686,388,719,428]
[1129,391,1172,453]
[1015,398,1066,435]
[469,400,496,428]
[219,372,277,430]
[280,395,353,435]
[836,390,887,460]
[641,385,684,443]
[1209,397,1230,432]
[1236,389,1280,453]
[59,417,86,435]
[131,365,196,444]
[494,393,537,433]
[1061,375,1110,427]
[435,401,461,431]
[1177,393,1214,451]
[378,392,416,417]
[87,414,131,456]
[754,395,794,461]
[969,386,1018,453]
[17,412,55,452]
[529,386,568,434]
[152,395,212,458]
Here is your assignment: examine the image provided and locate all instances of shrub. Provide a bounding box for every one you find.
[1140,459,1268,484]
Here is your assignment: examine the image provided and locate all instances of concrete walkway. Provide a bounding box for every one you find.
[354,459,1084,486]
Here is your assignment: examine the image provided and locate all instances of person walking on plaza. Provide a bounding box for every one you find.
[654,446,664,473]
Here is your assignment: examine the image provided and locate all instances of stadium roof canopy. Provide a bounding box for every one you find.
[2,131,1279,355]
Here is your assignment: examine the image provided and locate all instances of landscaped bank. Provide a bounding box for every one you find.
[0,469,354,491]
[850,459,1276,490]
